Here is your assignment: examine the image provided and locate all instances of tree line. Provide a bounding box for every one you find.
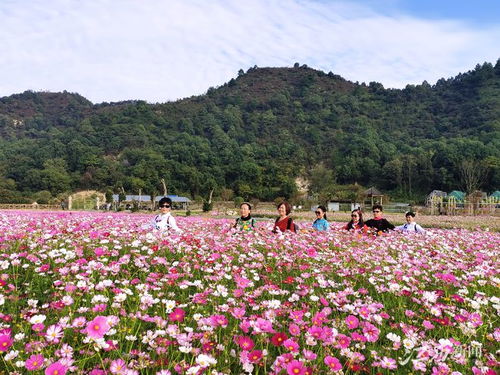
[0,60,499,204]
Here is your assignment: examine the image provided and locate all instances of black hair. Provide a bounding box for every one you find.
[405,211,416,217]
[346,209,364,230]
[372,204,383,212]
[158,197,172,207]
[240,202,252,210]
[316,205,328,221]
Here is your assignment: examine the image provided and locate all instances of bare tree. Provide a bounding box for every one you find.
[459,160,487,194]
[160,178,167,196]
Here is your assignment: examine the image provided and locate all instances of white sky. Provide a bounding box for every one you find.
[0,0,499,103]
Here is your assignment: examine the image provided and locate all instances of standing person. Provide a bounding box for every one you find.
[344,209,366,231]
[365,204,395,233]
[272,201,297,233]
[234,202,256,231]
[312,205,329,231]
[151,197,182,233]
[396,211,426,234]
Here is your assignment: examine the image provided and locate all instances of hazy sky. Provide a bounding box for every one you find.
[0,0,499,103]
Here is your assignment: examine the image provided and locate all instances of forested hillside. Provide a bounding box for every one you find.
[0,61,499,203]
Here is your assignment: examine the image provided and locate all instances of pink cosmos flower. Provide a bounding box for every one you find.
[468,312,483,328]
[110,359,127,374]
[423,320,435,330]
[254,318,274,333]
[32,323,45,332]
[25,354,44,371]
[236,335,255,351]
[72,317,87,328]
[86,316,110,339]
[431,364,450,375]
[324,356,342,371]
[289,323,301,336]
[345,315,359,329]
[45,361,67,375]
[248,350,263,363]
[335,334,351,349]
[92,304,107,312]
[283,338,300,352]
[302,349,317,361]
[361,322,380,342]
[231,307,246,319]
[210,314,228,327]
[234,275,252,288]
[169,308,185,322]
[287,359,306,375]
[379,356,397,369]
[0,334,13,352]
[312,311,327,325]
[45,324,64,343]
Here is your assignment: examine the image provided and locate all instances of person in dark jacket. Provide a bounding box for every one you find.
[365,204,395,233]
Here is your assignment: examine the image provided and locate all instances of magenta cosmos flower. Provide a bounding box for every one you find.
[345,315,359,329]
[236,335,255,351]
[25,354,44,371]
[0,334,13,352]
[86,316,110,339]
[324,356,342,371]
[169,308,185,322]
[45,361,67,375]
[287,359,306,375]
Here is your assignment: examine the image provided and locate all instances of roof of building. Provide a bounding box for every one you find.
[364,187,382,196]
[112,194,191,203]
[428,190,447,197]
[448,190,466,201]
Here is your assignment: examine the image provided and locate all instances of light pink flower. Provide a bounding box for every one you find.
[46,325,64,343]
[86,316,110,339]
[110,359,127,374]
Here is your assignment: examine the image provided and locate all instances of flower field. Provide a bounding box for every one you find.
[0,211,498,374]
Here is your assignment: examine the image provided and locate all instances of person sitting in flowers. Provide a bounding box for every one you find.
[312,205,329,231]
[344,208,367,231]
[233,202,256,231]
[365,204,395,233]
[272,201,297,233]
[150,197,181,233]
[395,211,426,234]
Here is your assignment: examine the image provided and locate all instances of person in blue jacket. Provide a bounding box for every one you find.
[312,205,330,231]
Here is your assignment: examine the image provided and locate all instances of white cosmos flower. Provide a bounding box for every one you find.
[29,314,47,324]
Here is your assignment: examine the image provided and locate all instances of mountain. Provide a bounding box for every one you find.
[0,60,499,203]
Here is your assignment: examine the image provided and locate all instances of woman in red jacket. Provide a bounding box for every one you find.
[272,201,297,233]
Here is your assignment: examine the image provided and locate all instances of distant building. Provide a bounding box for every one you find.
[112,194,191,210]
[448,190,466,202]
[426,190,447,207]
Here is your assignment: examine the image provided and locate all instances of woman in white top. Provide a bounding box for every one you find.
[396,211,426,234]
[151,197,182,233]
